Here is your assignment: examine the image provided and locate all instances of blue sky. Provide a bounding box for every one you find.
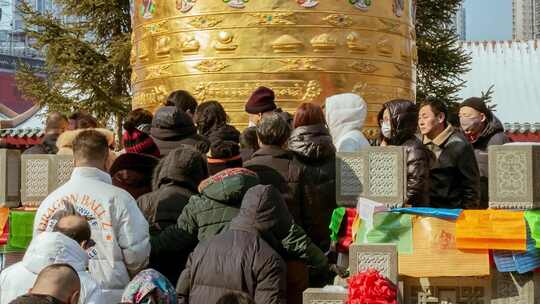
[464,0,513,41]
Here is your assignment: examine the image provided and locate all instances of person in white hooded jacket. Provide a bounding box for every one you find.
[0,231,102,304]
[32,130,150,303]
[324,93,371,152]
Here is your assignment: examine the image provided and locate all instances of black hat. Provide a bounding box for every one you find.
[460,97,492,119]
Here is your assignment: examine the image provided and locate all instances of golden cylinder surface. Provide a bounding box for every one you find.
[131,0,417,135]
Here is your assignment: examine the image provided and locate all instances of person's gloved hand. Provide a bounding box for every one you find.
[329,264,349,278]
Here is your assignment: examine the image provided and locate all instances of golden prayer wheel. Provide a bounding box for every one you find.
[130,0,417,136]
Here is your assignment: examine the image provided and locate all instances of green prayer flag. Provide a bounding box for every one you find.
[356,212,413,254]
[525,210,540,248]
[329,207,346,242]
[8,211,36,249]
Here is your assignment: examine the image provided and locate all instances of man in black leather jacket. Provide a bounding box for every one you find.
[418,99,480,209]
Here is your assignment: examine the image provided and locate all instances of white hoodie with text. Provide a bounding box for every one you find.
[32,167,150,303]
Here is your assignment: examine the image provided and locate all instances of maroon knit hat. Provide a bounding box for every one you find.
[245,86,277,114]
[122,129,161,157]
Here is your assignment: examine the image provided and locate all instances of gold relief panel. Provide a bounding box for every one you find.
[248,13,297,25]
[411,45,418,65]
[133,85,169,108]
[137,37,150,61]
[311,33,337,53]
[155,37,171,57]
[193,80,322,103]
[144,20,169,35]
[277,59,324,72]
[378,18,402,34]
[188,16,224,29]
[377,36,394,57]
[213,32,238,53]
[394,63,412,80]
[195,60,230,73]
[272,35,304,53]
[347,32,370,53]
[180,35,200,54]
[145,64,172,80]
[323,14,354,27]
[350,61,379,74]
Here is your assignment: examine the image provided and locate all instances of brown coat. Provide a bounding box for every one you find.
[176,185,287,304]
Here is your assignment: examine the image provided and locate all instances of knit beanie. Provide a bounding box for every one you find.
[122,129,160,157]
[460,97,492,119]
[208,125,241,159]
[245,86,277,114]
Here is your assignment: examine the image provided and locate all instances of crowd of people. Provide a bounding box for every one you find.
[1,86,510,304]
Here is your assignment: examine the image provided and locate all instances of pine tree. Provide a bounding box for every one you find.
[15,0,132,127]
[416,0,471,108]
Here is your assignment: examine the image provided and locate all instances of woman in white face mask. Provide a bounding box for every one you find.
[377,99,434,207]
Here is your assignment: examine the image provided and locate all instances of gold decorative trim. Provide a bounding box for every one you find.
[195,60,230,72]
[249,12,296,25]
[144,20,169,35]
[394,64,411,79]
[145,64,172,80]
[323,14,354,27]
[350,61,378,73]
[133,85,169,107]
[188,16,224,29]
[192,80,321,102]
[379,18,401,34]
[304,80,322,101]
[277,58,323,72]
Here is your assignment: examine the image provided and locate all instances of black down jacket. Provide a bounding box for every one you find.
[151,106,210,156]
[137,146,209,284]
[176,185,288,304]
[378,100,434,206]
[288,124,336,251]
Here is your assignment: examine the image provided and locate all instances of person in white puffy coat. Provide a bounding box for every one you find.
[32,130,150,303]
[0,231,103,304]
[324,93,371,152]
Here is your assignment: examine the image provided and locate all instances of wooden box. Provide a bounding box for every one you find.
[21,155,74,207]
[0,150,21,208]
[489,145,540,209]
[336,147,406,208]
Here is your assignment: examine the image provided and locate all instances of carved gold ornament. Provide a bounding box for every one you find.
[249,13,296,25]
[350,61,378,73]
[347,32,371,53]
[195,60,230,72]
[213,32,238,53]
[272,35,303,53]
[277,59,323,72]
[311,33,337,52]
[323,14,354,27]
[188,16,224,29]
[180,36,200,53]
